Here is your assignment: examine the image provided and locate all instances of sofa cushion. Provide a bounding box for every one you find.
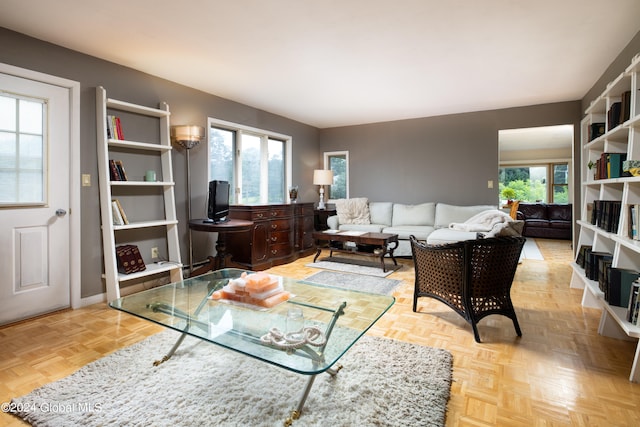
[518,203,547,219]
[392,203,435,226]
[434,203,498,229]
[383,225,434,240]
[335,198,371,225]
[548,204,572,221]
[369,202,393,226]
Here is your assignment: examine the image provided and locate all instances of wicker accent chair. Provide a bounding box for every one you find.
[409,235,526,342]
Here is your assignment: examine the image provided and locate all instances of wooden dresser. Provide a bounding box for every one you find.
[227,203,315,270]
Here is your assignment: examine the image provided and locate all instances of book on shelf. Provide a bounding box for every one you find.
[606,268,640,307]
[112,199,129,225]
[608,102,622,130]
[115,244,146,274]
[628,204,640,240]
[115,160,128,180]
[111,200,124,226]
[576,245,591,268]
[621,91,632,123]
[108,159,128,181]
[589,122,605,141]
[106,115,124,140]
[591,200,621,233]
[585,250,613,281]
[627,282,640,324]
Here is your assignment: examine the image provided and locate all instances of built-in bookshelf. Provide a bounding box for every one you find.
[96,86,182,301]
[570,53,640,383]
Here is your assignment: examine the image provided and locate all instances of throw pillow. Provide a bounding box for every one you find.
[335,198,371,225]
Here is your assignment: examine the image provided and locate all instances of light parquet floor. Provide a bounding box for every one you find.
[1,239,639,426]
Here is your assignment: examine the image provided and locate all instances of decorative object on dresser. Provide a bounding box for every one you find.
[410,235,526,343]
[313,169,333,210]
[570,52,640,382]
[171,125,205,273]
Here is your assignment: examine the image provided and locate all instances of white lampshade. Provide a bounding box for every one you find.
[171,125,205,150]
[313,169,333,186]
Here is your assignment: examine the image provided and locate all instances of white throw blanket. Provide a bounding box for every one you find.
[449,209,513,233]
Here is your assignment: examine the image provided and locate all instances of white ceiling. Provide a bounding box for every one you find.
[499,125,573,152]
[1,0,640,129]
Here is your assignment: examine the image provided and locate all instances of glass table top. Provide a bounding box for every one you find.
[109,268,395,375]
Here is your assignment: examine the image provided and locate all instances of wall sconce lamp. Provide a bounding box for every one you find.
[313,169,333,210]
[171,125,205,274]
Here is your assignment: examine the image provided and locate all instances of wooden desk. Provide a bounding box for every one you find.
[188,218,254,276]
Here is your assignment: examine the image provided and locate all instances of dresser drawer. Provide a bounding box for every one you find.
[269,230,291,245]
[250,209,271,221]
[269,242,292,257]
[269,218,292,231]
[269,206,293,219]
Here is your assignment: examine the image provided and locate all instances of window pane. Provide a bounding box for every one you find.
[241,134,261,204]
[268,138,284,203]
[19,134,43,169]
[327,153,347,199]
[0,96,16,131]
[499,165,547,203]
[0,94,45,206]
[19,99,43,134]
[209,128,234,184]
[553,164,568,185]
[553,185,568,203]
[209,121,290,205]
[0,131,17,168]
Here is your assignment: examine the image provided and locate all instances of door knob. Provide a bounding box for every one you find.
[55,209,67,217]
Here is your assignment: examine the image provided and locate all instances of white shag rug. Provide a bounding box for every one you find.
[11,330,452,427]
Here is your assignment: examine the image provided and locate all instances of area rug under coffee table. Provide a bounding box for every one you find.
[303,270,401,295]
[10,330,452,426]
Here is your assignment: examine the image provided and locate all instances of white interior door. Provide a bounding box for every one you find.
[0,72,71,325]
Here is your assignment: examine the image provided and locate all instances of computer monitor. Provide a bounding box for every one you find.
[205,180,230,223]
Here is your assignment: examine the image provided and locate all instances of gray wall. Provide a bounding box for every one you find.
[319,102,582,205]
[3,25,639,299]
[582,31,640,113]
[0,28,319,298]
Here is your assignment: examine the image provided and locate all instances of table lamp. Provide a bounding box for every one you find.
[313,169,333,210]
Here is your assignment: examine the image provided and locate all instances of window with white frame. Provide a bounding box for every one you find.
[208,118,292,204]
[0,94,46,206]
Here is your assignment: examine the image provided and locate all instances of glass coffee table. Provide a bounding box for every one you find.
[109,268,394,425]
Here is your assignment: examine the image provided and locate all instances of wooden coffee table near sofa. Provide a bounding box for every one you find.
[313,230,399,272]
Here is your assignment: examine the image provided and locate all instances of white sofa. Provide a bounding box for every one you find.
[326,200,519,256]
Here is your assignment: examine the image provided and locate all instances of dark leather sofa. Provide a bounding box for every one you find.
[516,203,572,240]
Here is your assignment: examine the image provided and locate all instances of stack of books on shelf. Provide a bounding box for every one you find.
[590,200,622,233]
[577,244,640,326]
[115,244,146,274]
[109,159,128,181]
[106,115,124,140]
[592,152,627,180]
